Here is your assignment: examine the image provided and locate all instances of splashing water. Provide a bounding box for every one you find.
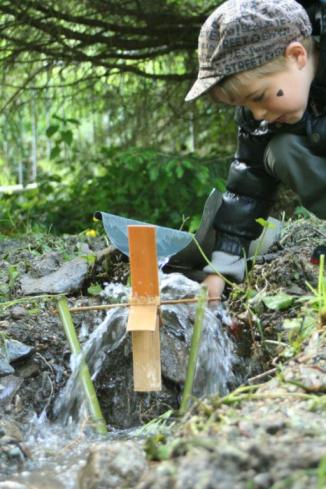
[160,273,237,397]
[54,273,238,428]
[53,304,129,425]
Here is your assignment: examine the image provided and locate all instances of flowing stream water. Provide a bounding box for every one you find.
[1,273,243,488]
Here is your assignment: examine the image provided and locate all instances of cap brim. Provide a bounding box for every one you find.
[185,76,222,102]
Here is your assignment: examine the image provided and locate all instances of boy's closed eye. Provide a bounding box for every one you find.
[252,92,265,102]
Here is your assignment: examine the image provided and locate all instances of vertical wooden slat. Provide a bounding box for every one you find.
[127,226,161,391]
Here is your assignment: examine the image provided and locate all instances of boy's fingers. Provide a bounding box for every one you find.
[202,274,225,302]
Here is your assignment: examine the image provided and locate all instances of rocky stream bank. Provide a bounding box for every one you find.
[0,216,326,489]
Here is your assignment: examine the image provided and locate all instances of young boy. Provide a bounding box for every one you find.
[185,0,326,299]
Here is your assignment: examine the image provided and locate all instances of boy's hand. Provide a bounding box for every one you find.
[202,274,225,303]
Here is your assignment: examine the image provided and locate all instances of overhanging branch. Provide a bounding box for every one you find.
[0,0,213,79]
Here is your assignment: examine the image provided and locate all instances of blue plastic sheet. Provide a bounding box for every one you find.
[99,212,193,262]
[96,189,222,268]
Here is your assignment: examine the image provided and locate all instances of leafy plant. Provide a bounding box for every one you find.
[8,265,19,292]
[87,283,103,296]
[262,292,296,311]
[0,147,227,235]
[46,115,79,162]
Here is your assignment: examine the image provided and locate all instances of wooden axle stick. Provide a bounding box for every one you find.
[68,296,221,313]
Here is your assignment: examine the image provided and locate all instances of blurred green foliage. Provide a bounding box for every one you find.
[0,146,229,234]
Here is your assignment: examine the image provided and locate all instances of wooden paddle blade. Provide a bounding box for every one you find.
[132,317,161,391]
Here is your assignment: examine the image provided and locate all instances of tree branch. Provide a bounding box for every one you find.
[0,0,210,80]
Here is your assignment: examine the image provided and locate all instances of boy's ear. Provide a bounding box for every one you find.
[284,42,307,68]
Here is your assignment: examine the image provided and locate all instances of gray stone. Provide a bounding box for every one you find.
[0,339,34,376]
[137,462,176,489]
[31,252,61,277]
[0,376,23,405]
[5,339,34,363]
[78,243,91,254]
[10,306,27,320]
[20,256,89,295]
[0,357,14,376]
[0,483,27,489]
[78,441,148,489]
[253,472,274,489]
[0,418,23,441]
[0,240,21,254]
[175,451,243,489]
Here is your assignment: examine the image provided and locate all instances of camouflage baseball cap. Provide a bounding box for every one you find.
[185,0,312,102]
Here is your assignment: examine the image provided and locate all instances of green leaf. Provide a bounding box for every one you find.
[81,254,96,267]
[52,115,79,125]
[144,433,177,461]
[46,124,59,137]
[87,283,102,296]
[64,117,79,125]
[256,217,276,229]
[262,292,295,311]
[188,215,201,233]
[60,129,73,145]
[294,206,311,219]
[8,265,19,289]
[50,145,61,160]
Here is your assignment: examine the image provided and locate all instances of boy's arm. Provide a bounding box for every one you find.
[204,109,280,283]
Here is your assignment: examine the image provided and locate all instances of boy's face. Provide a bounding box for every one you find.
[211,44,315,125]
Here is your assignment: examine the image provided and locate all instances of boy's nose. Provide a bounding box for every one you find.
[251,107,267,121]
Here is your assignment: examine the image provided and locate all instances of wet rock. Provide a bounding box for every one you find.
[0,475,64,489]
[0,357,15,376]
[78,441,147,489]
[5,339,34,363]
[0,482,27,489]
[0,418,23,441]
[0,376,23,405]
[0,418,27,475]
[0,340,34,376]
[20,256,89,295]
